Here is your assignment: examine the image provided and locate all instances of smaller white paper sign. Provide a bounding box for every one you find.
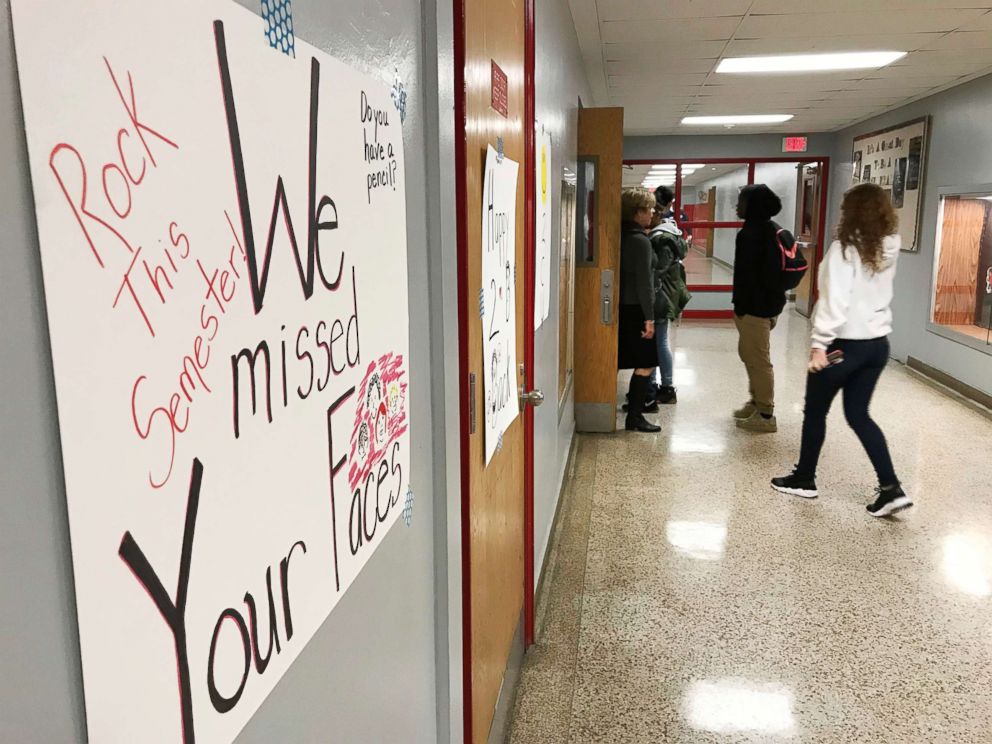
[481,145,519,464]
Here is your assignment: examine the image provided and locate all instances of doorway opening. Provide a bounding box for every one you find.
[622,157,830,319]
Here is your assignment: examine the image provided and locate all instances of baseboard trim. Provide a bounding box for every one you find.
[906,356,992,418]
[487,613,525,744]
[575,402,614,433]
[534,433,578,618]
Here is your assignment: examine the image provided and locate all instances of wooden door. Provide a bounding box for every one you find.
[574,108,624,433]
[935,198,984,324]
[794,164,821,317]
[456,1,528,742]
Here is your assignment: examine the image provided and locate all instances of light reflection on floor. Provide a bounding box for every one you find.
[685,678,796,735]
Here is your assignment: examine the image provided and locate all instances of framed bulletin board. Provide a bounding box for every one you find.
[852,116,929,252]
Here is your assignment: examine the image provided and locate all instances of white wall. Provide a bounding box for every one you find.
[533,0,594,585]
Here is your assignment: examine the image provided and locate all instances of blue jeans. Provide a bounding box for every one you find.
[654,319,674,387]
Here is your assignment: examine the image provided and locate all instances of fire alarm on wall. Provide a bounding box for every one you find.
[783,136,808,153]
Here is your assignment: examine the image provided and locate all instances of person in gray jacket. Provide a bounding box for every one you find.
[618,188,660,433]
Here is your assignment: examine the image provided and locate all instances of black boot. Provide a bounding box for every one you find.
[625,375,661,432]
[655,385,678,405]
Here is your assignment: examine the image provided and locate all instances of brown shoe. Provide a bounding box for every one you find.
[736,411,777,433]
[733,401,756,420]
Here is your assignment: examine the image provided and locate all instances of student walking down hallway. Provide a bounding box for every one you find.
[773,184,912,517]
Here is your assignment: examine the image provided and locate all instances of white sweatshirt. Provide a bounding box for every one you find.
[811,234,900,350]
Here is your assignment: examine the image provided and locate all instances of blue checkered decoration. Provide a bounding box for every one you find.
[261,0,295,58]
[402,486,415,527]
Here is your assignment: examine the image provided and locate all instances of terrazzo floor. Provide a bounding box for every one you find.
[684,248,734,286]
[508,309,992,744]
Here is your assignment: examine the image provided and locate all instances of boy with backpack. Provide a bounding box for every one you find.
[732,184,807,433]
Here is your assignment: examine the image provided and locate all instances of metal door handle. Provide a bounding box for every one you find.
[518,388,545,407]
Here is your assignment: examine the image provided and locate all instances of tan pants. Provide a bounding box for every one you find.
[735,314,778,415]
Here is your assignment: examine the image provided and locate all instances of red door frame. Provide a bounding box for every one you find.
[453,0,537,740]
[523,0,536,650]
[625,156,831,318]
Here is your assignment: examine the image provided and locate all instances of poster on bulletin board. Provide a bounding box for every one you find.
[481,145,520,465]
[10,0,411,742]
[851,116,929,252]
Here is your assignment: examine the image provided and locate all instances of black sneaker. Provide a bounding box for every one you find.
[655,386,678,405]
[771,472,818,499]
[866,485,913,518]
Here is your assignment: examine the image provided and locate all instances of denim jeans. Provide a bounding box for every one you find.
[795,337,898,486]
[654,319,674,387]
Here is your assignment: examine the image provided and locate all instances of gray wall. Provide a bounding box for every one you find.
[624,132,836,161]
[532,0,592,584]
[0,1,444,742]
[828,74,992,397]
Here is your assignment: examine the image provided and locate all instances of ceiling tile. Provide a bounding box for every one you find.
[568,0,992,134]
[738,10,987,38]
[608,58,716,75]
[603,40,728,61]
[600,17,741,44]
[955,10,992,29]
[751,0,992,12]
[596,0,752,21]
[725,33,942,55]
[923,30,992,48]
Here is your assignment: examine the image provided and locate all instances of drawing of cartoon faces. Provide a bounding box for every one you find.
[358,422,370,462]
[366,372,382,413]
[388,382,402,417]
[374,405,387,445]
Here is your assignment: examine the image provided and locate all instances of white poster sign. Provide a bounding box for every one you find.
[534,125,553,330]
[11,1,411,742]
[481,145,520,464]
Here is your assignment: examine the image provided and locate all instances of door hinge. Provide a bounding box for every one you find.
[469,372,477,434]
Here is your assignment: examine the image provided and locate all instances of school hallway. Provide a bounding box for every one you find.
[508,310,992,744]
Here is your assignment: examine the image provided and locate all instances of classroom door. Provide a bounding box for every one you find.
[574,107,624,432]
[455,1,533,742]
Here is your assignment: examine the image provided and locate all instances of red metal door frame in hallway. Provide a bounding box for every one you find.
[453,0,537,740]
[625,157,831,319]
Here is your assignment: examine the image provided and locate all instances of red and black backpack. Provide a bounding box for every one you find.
[776,228,808,290]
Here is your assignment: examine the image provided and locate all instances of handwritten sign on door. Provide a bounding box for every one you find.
[534,124,553,330]
[481,145,519,464]
[10,1,410,742]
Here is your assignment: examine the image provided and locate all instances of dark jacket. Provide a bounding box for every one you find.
[732,184,791,318]
[619,221,656,320]
[649,223,691,320]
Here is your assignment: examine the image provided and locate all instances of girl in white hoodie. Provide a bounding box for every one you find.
[772,183,912,517]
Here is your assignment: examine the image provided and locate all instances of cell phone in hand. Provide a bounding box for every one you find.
[827,349,844,366]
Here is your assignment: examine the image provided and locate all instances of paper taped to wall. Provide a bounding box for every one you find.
[10,1,411,741]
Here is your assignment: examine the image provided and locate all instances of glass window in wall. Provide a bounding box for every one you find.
[932,193,992,348]
[753,162,801,236]
[682,164,747,272]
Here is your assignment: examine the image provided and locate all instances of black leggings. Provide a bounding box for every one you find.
[795,337,898,486]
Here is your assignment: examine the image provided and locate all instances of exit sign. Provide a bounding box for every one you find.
[783,136,808,153]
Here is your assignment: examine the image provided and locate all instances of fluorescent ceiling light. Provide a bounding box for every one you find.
[682,115,793,126]
[717,51,906,74]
